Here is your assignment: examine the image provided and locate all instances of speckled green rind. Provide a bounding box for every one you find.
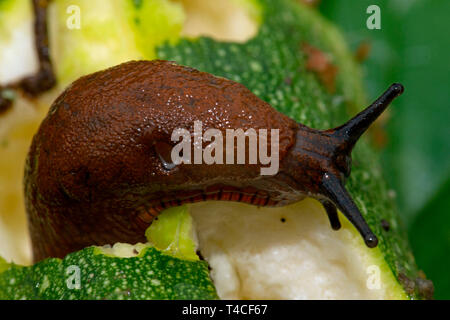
[157,0,420,298]
[0,246,218,300]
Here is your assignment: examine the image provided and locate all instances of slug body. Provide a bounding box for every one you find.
[25,60,403,261]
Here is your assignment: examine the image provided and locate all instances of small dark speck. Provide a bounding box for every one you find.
[154,217,158,220]
[133,249,139,255]
[380,219,390,231]
[281,218,286,223]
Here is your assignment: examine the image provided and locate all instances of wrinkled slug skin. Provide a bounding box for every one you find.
[24,60,299,261]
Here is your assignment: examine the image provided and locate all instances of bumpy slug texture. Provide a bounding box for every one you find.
[1,0,416,300]
[25,59,393,262]
[25,60,298,261]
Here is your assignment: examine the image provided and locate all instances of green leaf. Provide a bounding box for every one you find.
[320,0,450,299]
[409,177,450,300]
[320,0,450,224]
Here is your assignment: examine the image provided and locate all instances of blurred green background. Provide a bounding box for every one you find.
[319,0,450,299]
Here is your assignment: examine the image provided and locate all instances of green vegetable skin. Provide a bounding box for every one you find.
[0,210,217,299]
[0,0,425,299]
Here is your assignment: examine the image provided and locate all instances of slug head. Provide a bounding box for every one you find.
[288,84,404,248]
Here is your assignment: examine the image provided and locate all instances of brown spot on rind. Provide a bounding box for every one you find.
[415,277,434,300]
[398,272,434,299]
[354,41,371,63]
[302,43,338,93]
[369,110,390,149]
[398,272,416,296]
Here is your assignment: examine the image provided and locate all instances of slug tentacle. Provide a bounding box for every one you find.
[25,60,403,260]
[321,173,378,248]
[330,83,404,150]
[319,199,341,230]
[305,83,404,247]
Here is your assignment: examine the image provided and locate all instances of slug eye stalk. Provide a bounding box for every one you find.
[321,172,378,248]
[320,83,404,248]
[24,58,404,260]
[332,83,404,151]
[319,199,342,231]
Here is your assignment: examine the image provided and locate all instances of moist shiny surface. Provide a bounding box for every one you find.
[25,60,300,261]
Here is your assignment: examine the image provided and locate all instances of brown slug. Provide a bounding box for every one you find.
[24,60,404,262]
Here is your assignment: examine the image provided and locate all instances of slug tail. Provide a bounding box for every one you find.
[333,83,404,149]
[321,173,378,248]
